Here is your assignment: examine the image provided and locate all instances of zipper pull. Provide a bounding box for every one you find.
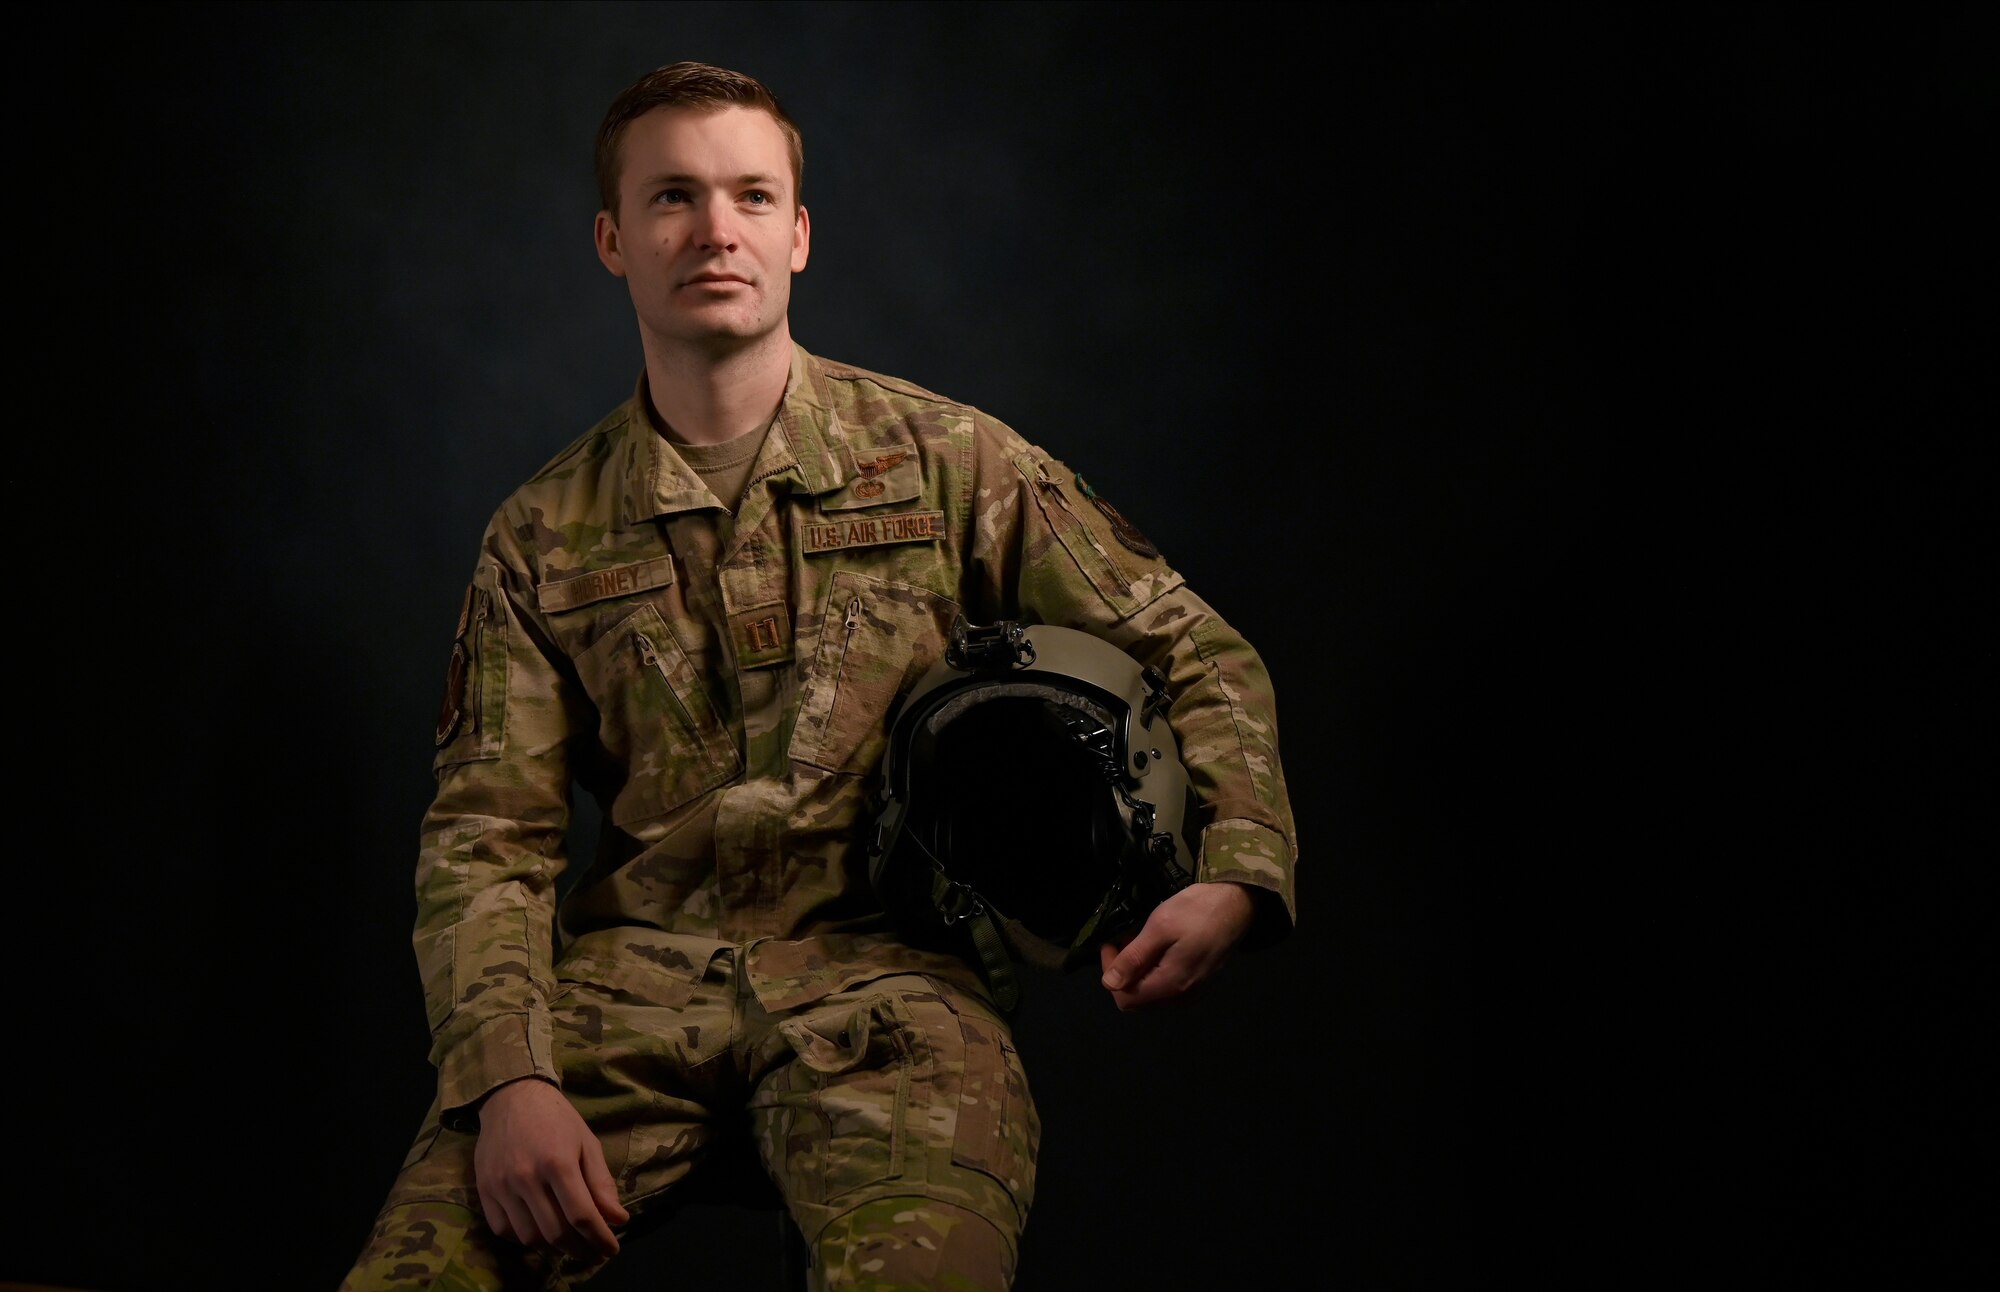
[634,631,659,667]
[845,596,862,634]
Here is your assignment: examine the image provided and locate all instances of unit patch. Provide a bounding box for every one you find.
[802,509,944,555]
[435,639,468,746]
[1075,474,1159,558]
[435,584,475,746]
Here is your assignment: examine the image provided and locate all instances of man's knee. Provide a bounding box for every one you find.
[812,1195,1016,1291]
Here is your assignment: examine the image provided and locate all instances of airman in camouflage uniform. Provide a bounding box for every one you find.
[342,62,1294,1292]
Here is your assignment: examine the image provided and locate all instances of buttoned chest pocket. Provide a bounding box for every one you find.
[574,603,742,826]
[791,572,957,775]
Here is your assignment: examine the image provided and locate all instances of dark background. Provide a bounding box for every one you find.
[13,3,1988,1289]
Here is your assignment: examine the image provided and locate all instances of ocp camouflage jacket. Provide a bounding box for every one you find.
[418,344,1297,1124]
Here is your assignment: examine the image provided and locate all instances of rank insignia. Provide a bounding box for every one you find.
[1075,474,1159,558]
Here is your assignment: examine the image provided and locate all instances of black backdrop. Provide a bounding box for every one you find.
[15,4,1988,1290]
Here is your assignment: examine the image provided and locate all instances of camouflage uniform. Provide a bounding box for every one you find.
[343,345,1297,1290]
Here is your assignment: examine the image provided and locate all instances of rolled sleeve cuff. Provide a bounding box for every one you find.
[431,1008,558,1131]
[1197,818,1297,950]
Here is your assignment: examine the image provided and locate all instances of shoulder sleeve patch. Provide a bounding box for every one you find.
[1074,474,1159,558]
[1012,451,1182,620]
[433,565,510,767]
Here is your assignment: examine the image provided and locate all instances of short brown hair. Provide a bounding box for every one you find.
[594,61,804,218]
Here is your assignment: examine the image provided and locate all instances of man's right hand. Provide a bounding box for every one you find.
[473,1076,630,1261]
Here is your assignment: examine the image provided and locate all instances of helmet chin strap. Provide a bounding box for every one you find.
[926,867,1022,1012]
[925,868,1138,1016]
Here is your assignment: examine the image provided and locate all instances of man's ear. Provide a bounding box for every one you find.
[594,209,627,279]
[790,204,811,274]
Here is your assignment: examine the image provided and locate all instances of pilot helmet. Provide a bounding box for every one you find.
[864,617,1200,1010]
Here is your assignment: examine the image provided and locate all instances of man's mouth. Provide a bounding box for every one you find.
[684,272,750,287]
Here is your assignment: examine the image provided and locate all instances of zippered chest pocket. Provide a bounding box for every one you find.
[575,602,742,825]
[791,571,958,775]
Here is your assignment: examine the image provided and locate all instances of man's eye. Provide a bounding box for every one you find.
[656,188,688,205]
[745,191,771,205]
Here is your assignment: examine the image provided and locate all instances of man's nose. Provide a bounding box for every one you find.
[695,198,739,252]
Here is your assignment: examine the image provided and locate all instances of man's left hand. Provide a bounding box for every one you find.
[1098,881,1257,1010]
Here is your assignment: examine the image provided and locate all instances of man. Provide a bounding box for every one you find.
[342,61,1296,1291]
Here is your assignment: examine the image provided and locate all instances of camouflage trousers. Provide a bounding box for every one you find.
[340,948,1039,1291]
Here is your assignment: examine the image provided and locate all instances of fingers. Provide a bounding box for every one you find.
[1104,951,1198,1010]
[583,1140,632,1228]
[484,1172,619,1261]
[496,1192,541,1249]
[1101,923,1165,992]
[517,1179,574,1252]
[473,1088,627,1260]
[550,1157,622,1259]
[1099,887,1249,1010]
[478,1188,515,1244]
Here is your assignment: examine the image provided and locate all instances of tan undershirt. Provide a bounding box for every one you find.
[670,417,773,520]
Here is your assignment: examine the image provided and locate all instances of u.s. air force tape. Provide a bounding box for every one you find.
[801,509,944,555]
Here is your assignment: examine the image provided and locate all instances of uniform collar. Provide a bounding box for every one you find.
[619,343,852,526]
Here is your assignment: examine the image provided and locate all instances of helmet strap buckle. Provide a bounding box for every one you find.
[934,877,988,926]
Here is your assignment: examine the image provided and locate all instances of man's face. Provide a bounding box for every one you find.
[594,105,809,351]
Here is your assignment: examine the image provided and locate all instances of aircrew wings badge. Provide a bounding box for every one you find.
[852,450,910,499]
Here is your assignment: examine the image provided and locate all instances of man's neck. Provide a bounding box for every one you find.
[639,327,794,446]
